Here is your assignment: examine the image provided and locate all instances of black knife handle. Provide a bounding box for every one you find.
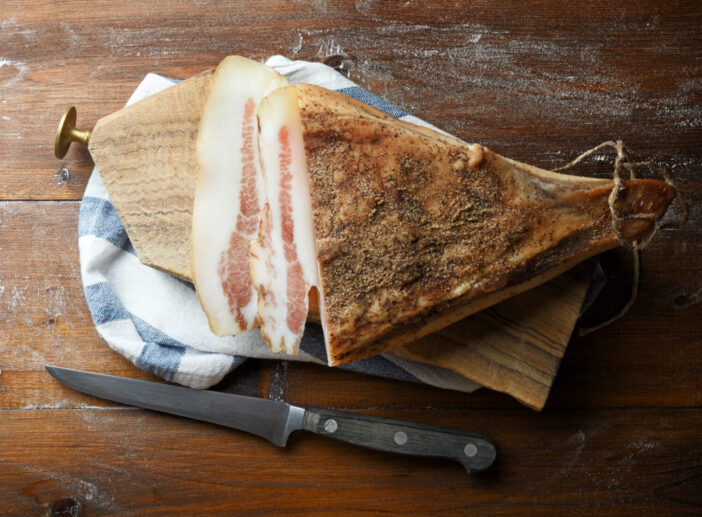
[302,407,496,473]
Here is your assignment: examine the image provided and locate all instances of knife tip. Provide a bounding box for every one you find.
[45,365,68,380]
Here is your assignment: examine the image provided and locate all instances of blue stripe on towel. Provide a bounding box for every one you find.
[83,282,186,381]
[84,282,131,326]
[340,355,419,383]
[79,196,134,254]
[134,341,184,382]
[337,86,409,119]
[299,323,419,383]
[131,314,186,381]
[131,314,189,350]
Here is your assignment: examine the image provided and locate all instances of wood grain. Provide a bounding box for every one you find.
[0,201,172,410]
[1,408,700,515]
[89,70,213,280]
[1,0,700,514]
[395,264,593,410]
[1,1,699,204]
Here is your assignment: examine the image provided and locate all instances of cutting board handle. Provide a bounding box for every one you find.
[55,106,92,159]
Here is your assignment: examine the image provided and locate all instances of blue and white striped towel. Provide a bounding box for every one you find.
[79,55,483,392]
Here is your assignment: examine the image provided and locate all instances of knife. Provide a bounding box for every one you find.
[46,366,496,473]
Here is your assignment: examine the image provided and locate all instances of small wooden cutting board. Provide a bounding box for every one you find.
[87,70,591,410]
[89,69,215,281]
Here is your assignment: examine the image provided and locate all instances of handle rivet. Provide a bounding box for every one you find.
[394,431,408,445]
[464,443,478,457]
[324,419,338,433]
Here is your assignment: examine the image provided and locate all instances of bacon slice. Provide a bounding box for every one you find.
[191,56,288,336]
[250,87,320,354]
[293,84,676,365]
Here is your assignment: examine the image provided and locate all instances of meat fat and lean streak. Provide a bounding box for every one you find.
[250,87,320,355]
[191,56,288,336]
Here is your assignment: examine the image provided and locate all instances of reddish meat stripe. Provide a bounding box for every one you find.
[237,99,259,231]
[218,98,259,329]
[278,126,307,334]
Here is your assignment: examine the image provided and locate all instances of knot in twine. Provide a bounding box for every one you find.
[552,140,688,336]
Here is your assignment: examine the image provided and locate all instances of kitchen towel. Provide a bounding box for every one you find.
[78,56,488,391]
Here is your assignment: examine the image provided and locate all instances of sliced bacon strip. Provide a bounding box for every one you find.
[192,56,288,336]
[250,87,319,354]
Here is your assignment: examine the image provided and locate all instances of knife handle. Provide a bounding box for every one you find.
[302,407,496,473]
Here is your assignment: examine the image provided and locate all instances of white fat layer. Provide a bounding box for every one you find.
[254,86,319,354]
[192,56,289,336]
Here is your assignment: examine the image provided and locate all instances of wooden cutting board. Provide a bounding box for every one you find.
[88,70,592,411]
[89,69,215,280]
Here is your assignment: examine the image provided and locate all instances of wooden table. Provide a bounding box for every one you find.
[1,1,700,515]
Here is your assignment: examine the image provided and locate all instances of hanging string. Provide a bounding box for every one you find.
[552,140,688,336]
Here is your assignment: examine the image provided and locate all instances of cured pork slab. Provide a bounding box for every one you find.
[191,56,289,335]
[254,84,675,366]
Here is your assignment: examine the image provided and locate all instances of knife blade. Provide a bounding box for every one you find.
[46,366,496,473]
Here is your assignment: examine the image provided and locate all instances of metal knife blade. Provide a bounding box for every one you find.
[46,366,304,446]
[46,366,496,473]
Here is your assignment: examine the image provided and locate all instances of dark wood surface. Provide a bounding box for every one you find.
[1,1,700,515]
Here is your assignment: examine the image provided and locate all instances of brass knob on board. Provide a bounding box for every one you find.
[55,106,92,159]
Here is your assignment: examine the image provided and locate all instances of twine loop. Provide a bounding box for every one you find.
[552,140,688,336]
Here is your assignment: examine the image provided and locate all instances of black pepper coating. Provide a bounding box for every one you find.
[295,84,676,365]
